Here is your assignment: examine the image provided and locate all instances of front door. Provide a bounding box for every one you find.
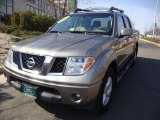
[114,15,128,68]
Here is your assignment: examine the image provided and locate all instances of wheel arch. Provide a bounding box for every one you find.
[107,60,118,83]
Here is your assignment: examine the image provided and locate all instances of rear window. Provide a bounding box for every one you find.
[124,16,132,28]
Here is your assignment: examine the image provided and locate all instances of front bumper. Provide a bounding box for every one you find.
[3,65,102,105]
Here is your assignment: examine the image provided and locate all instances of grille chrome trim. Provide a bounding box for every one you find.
[19,53,51,75]
[21,53,45,71]
[12,51,18,67]
[13,52,19,65]
[20,53,39,74]
[12,51,67,76]
[41,56,53,75]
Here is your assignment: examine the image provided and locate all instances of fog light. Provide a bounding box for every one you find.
[71,93,81,103]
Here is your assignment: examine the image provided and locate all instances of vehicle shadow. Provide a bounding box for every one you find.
[35,100,100,120]
[36,57,160,120]
[0,84,14,102]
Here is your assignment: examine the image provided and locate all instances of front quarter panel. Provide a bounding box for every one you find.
[86,39,117,84]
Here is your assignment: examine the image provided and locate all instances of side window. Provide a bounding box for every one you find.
[124,16,132,28]
[117,16,125,34]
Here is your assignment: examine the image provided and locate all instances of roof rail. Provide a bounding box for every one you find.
[74,8,93,13]
[109,7,124,13]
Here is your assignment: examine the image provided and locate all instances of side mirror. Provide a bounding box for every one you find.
[47,26,52,33]
[48,27,51,30]
[120,28,133,37]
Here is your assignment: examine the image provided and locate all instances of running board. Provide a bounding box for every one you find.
[117,59,133,82]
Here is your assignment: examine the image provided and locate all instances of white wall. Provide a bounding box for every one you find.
[13,0,26,12]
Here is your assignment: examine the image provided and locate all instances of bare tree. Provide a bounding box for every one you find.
[52,0,58,19]
[145,27,160,36]
[62,0,67,17]
[155,28,160,35]
[45,0,68,20]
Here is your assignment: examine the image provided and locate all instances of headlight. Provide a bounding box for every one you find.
[65,57,95,75]
[6,49,13,63]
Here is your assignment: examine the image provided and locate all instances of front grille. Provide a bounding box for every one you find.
[13,51,19,65]
[12,51,67,75]
[50,58,67,73]
[21,53,45,71]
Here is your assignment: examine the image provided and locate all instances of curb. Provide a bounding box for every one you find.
[0,66,3,75]
[139,38,160,47]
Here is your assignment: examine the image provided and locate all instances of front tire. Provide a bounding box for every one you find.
[92,68,115,114]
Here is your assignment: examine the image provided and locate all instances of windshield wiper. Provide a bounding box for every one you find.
[49,31,106,35]
[86,32,103,35]
[69,31,105,35]
[49,31,63,33]
[69,31,87,34]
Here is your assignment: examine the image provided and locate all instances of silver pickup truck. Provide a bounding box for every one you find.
[3,7,138,113]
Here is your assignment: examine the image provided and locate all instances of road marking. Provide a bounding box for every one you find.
[139,38,160,47]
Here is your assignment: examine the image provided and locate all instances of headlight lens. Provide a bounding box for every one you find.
[65,57,95,75]
[6,49,13,63]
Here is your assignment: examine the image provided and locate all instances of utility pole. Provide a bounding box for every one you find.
[144,24,147,36]
[153,0,159,36]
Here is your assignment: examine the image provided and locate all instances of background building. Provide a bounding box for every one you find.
[0,0,14,16]
[16,0,54,16]
[0,0,78,23]
[0,0,77,16]
[0,0,57,17]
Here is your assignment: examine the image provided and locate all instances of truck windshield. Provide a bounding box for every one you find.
[49,13,114,35]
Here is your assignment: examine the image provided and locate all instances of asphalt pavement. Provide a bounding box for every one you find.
[0,40,160,120]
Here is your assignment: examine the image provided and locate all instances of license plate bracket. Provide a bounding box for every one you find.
[20,83,37,99]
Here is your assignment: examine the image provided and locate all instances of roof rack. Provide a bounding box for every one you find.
[74,8,93,13]
[109,7,124,13]
[73,7,124,13]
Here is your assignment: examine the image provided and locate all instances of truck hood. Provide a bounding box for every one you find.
[11,33,109,57]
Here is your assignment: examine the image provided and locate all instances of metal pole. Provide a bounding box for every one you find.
[153,0,159,36]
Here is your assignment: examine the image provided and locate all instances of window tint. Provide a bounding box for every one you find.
[124,16,132,28]
[117,16,125,34]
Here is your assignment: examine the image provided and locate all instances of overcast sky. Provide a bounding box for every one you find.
[77,0,160,34]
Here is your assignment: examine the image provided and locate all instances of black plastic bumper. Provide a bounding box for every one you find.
[7,77,62,103]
